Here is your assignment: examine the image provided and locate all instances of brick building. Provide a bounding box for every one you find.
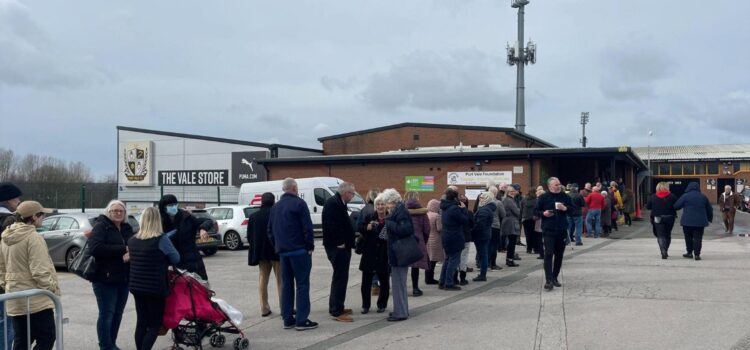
[319,122,555,155]
[634,144,750,203]
[260,123,646,204]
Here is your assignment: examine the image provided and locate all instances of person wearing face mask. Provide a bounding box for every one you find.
[0,201,60,350]
[158,195,212,280]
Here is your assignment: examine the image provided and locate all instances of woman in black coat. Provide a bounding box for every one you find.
[646,182,678,259]
[158,195,212,280]
[247,193,281,317]
[89,200,134,350]
[383,189,416,322]
[357,197,390,314]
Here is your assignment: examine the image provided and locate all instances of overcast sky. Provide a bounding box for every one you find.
[1,0,748,178]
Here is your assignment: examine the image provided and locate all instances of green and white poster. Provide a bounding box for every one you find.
[405,176,435,192]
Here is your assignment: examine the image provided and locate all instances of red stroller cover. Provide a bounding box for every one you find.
[163,271,226,329]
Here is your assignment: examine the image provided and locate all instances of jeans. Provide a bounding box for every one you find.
[132,294,165,350]
[1,300,14,350]
[439,251,461,287]
[585,209,602,237]
[568,216,583,244]
[280,253,312,326]
[473,239,489,277]
[11,309,55,350]
[543,233,566,283]
[92,282,129,350]
[683,226,705,256]
[325,247,351,316]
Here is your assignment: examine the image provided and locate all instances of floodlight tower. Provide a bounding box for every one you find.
[580,112,589,147]
[507,0,536,133]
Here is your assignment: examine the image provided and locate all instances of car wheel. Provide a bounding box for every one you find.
[66,246,81,270]
[202,248,218,256]
[223,231,243,250]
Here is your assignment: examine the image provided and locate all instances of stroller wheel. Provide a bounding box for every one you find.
[233,337,250,350]
[210,333,226,348]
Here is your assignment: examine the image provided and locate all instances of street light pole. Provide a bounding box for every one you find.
[647,130,653,195]
[580,112,589,147]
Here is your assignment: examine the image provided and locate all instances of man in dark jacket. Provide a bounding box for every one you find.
[439,188,469,290]
[674,182,713,260]
[247,193,280,317]
[567,184,586,246]
[322,182,357,322]
[268,178,318,331]
[535,177,573,291]
[0,182,21,348]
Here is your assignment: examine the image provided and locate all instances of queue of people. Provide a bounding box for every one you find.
[0,175,739,347]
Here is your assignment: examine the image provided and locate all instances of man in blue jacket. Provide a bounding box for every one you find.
[674,182,713,260]
[534,177,573,291]
[268,178,318,331]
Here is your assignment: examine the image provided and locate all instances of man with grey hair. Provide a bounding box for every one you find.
[322,182,357,322]
[268,178,318,330]
[534,177,573,291]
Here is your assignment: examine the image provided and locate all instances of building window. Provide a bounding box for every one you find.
[659,163,669,176]
[413,134,420,141]
[671,163,682,176]
[707,162,719,174]
[734,162,741,173]
[695,163,706,175]
[683,163,694,175]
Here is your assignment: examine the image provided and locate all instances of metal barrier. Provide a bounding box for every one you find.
[0,289,64,350]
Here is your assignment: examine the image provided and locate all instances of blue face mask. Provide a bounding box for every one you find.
[166,205,178,216]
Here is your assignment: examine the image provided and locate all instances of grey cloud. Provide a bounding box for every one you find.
[254,113,293,130]
[362,49,514,112]
[599,46,673,101]
[0,0,113,89]
[320,76,359,91]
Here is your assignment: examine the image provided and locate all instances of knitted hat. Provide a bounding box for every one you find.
[0,183,22,202]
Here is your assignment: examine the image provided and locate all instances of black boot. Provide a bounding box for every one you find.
[425,269,438,285]
[459,271,469,285]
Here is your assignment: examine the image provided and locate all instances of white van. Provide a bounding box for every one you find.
[238,177,365,230]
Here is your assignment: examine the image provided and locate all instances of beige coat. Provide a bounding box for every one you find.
[0,222,60,316]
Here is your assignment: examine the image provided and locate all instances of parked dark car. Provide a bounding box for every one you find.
[191,209,222,256]
[127,214,140,234]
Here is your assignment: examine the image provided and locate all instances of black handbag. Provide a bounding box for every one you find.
[392,234,424,267]
[354,235,365,255]
[70,241,97,281]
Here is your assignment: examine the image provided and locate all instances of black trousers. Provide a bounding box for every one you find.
[361,271,389,309]
[11,308,55,350]
[506,235,518,262]
[489,228,501,266]
[624,212,632,226]
[325,247,352,316]
[683,226,705,256]
[543,233,566,283]
[523,220,540,253]
[654,216,675,255]
[133,294,165,350]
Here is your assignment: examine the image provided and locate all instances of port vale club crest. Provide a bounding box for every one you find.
[123,146,149,181]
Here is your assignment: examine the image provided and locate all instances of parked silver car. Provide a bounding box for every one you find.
[38,213,98,270]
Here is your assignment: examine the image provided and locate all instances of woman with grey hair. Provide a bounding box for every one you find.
[89,199,135,350]
[381,188,415,321]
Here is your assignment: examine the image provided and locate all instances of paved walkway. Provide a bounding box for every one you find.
[56,208,750,349]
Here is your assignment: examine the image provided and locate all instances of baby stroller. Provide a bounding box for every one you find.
[163,270,250,350]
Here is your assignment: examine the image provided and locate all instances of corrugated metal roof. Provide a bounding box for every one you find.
[633,144,750,161]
